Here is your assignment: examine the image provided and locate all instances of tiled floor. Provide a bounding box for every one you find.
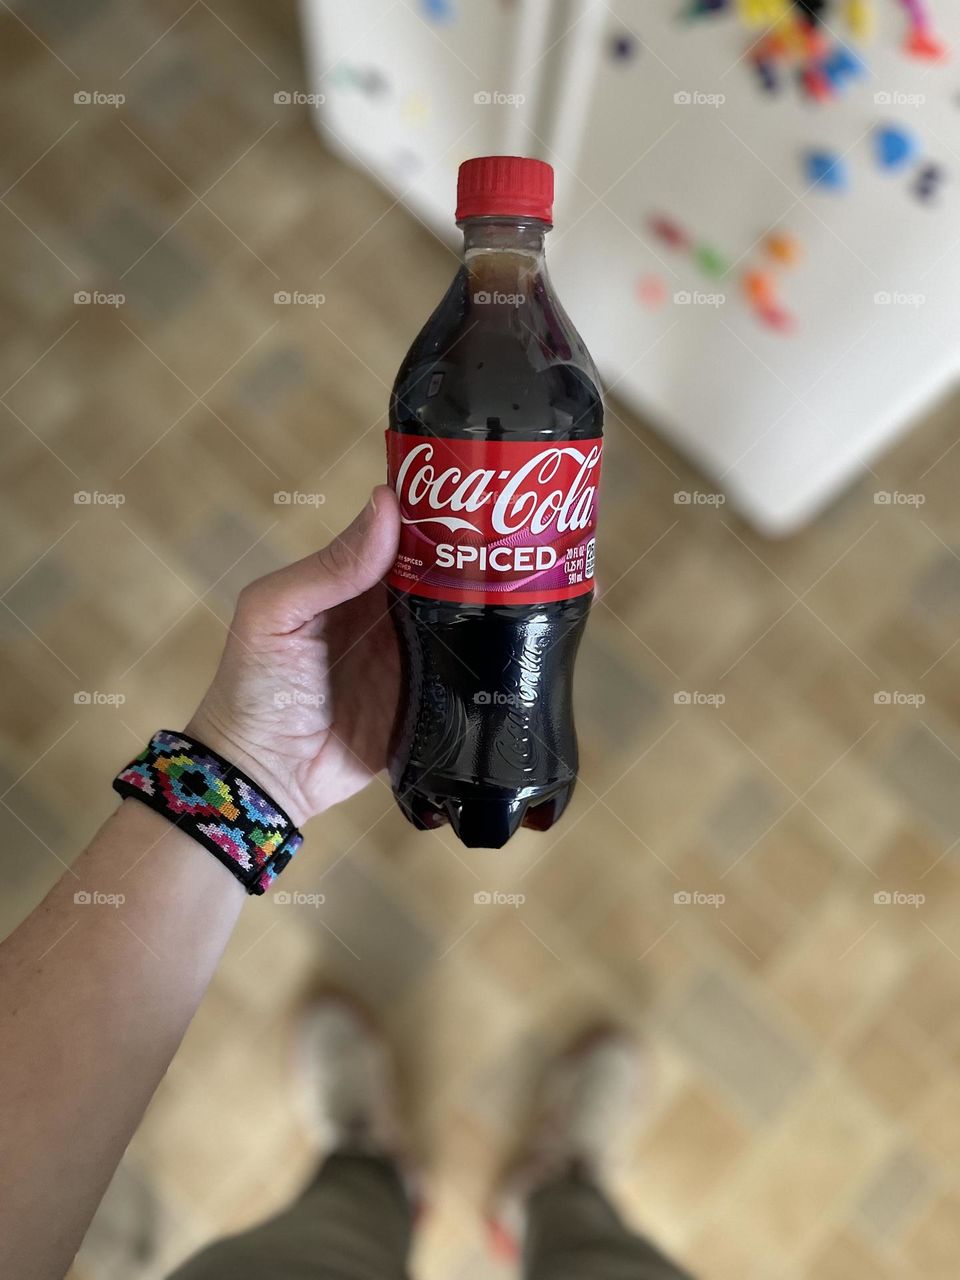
[3,3,960,1279]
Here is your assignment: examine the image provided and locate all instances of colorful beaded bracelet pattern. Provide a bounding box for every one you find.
[113,730,303,895]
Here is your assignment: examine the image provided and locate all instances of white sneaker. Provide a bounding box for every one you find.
[296,993,405,1159]
[488,1026,647,1260]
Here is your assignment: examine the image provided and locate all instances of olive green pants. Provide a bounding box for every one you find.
[169,1154,692,1280]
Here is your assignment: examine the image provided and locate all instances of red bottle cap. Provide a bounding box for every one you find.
[456,156,554,225]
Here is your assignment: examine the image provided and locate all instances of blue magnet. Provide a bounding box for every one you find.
[806,150,849,190]
[875,124,918,171]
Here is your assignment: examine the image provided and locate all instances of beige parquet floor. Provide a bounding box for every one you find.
[3,3,960,1278]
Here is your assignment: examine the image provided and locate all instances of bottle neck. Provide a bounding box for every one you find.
[461,217,547,259]
[461,218,548,296]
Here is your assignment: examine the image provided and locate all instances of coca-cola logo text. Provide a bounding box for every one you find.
[395,442,601,538]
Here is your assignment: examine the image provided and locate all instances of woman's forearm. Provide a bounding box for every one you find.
[0,799,245,1280]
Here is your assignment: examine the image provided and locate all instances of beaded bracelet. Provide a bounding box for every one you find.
[113,730,303,895]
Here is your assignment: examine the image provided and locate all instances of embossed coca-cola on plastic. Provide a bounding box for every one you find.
[385,156,603,849]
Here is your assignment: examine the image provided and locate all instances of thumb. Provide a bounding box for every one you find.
[236,486,401,635]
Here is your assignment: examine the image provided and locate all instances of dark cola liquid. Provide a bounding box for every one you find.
[387,218,602,848]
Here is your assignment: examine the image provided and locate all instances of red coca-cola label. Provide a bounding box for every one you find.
[386,431,602,604]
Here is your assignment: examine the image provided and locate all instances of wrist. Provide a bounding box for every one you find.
[184,710,308,829]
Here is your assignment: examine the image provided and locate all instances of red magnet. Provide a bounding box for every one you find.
[906,28,947,60]
[636,273,668,308]
[649,214,689,248]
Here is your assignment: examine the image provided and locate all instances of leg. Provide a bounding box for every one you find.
[490,1027,695,1280]
[525,1165,692,1280]
[169,1151,413,1280]
[169,994,417,1280]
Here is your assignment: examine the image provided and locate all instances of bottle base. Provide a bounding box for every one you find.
[393,781,576,849]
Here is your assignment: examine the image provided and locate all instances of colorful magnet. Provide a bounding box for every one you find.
[636,274,668,308]
[610,32,639,60]
[795,0,828,22]
[875,124,918,171]
[744,270,777,305]
[757,303,796,331]
[800,65,833,100]
[799,22,829,58]
[756,31,790,59]
[905,27,948,61]
[823,46,866,90]
[422,0,454,19]
[754,58,780,92]
[738,0,790,25]
[913,163,944,202]
[765,232,802,265]
[688,0,730,13]
[806,150,848,190]
[695,244,729,277]
[649,214,689,248]
[845,0,874,40]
